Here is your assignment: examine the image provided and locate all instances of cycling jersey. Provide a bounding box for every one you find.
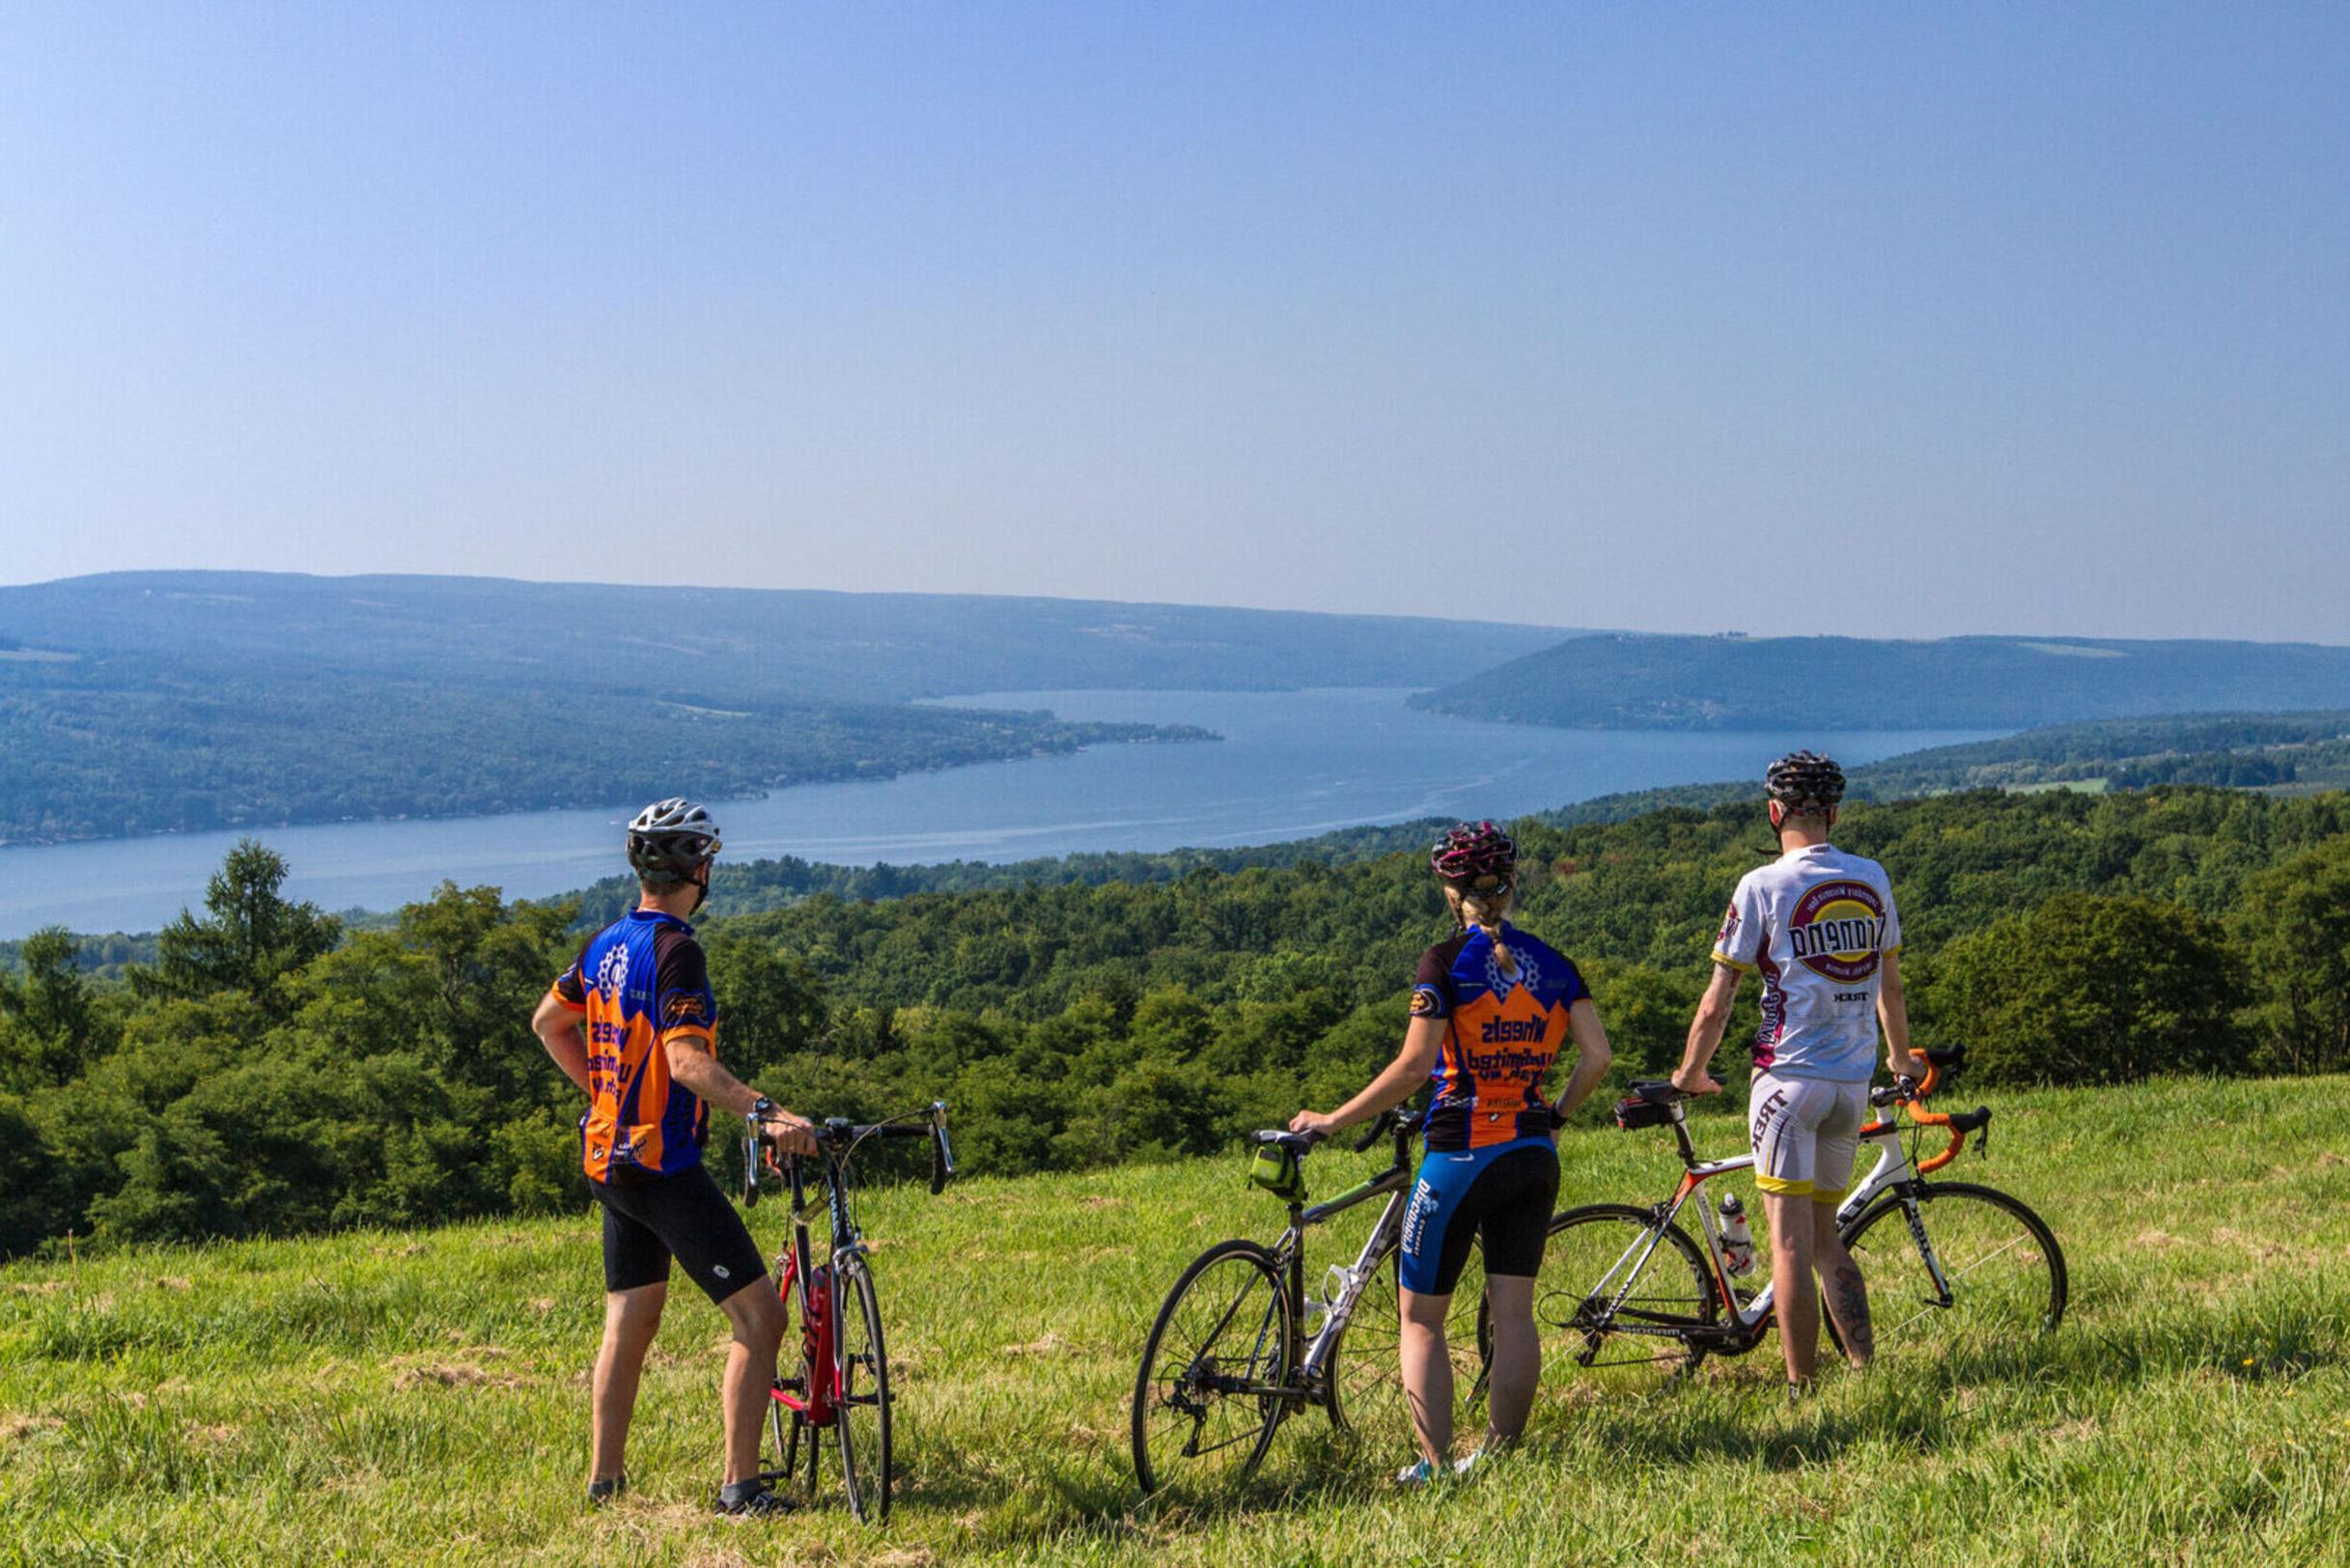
[1711,843,1901,1080]
[1413,924,1589,1152]
[547,909,721,1180]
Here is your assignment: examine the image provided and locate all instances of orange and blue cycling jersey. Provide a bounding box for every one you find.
[546,909,720,1181]
[1412,924,1589,1152]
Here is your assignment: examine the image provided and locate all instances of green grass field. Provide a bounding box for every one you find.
[6,1075,2348,1566]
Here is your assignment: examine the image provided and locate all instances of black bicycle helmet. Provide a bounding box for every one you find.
[628,798,722,884]
[1764,751,1845,814]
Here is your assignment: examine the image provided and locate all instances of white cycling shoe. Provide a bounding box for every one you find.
[1396,1458,1440,1487]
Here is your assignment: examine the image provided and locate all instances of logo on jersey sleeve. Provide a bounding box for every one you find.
[1409,987,1443,1019]
[663,994,710,1028]
[1716,902,1742,950]
[1786,881,1888,982]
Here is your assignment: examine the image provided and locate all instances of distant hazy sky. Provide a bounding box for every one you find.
[3,4,2345,639]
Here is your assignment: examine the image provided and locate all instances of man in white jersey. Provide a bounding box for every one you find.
[1672,751,1924,1392]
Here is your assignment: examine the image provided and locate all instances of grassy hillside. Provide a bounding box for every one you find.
[5,1074,2345,1565]
[1413,633,2350,730]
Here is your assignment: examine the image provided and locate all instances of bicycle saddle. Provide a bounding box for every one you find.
[1250,1130,1320,1157]
[1627,1079,1684,1106]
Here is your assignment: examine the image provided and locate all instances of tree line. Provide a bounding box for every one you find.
[4,787,2346,1258]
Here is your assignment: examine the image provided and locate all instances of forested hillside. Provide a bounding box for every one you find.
[5,787,2345,1259]
[1413,632,2350,729]
[0,573,1565,705]
[0,572,1562,844]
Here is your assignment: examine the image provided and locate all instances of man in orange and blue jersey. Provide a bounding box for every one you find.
[531,798,818,1518]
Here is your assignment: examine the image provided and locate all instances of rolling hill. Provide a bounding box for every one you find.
[1413,633,2350,730]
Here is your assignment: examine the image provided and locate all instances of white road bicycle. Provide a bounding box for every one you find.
[1543,1047,2066,1377]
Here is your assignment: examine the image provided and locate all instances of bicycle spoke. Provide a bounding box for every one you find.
[1841,1185,2066,1356]
[1538,1206,1718,1383]
[1133,1245,1292,1496]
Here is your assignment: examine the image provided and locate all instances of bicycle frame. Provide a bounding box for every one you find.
[1219,1116,1425,1412]
[1588,1106,1953,1354]
[770,1148,862,1427]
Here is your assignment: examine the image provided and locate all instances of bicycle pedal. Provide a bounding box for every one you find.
[775,1375,806,1393]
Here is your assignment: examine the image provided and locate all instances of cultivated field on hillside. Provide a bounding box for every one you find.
[5,1075,2347,1565]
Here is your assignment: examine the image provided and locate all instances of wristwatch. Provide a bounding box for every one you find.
[750,1095,774,1121]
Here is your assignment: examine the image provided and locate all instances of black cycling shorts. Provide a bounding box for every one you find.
[1398,1141,1560,1296]
[590,1161,769,1305]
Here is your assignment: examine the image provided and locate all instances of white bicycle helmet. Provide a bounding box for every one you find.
[627,798,722,884]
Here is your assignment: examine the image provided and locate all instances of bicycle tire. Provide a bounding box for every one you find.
[832,1256,893,1523]
[1131,1239,1293,1497]
[1835,1181,2067,1354]
[1322,1240,1490,1445]
[1537,1203,1721,1380]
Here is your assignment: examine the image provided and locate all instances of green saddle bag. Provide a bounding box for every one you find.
[1247,1141,1306,1202]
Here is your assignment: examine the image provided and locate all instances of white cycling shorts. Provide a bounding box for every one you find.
[1748,1072,1868,1204]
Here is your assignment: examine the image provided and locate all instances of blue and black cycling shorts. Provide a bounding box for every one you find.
[1397,1137,1559,1296]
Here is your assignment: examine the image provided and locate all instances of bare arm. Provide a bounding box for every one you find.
[1289,1016,1445,1136]
[665,1036,818,1154]
[1878,950,1923,1080]
[1673,963,1743,1095]
[1551,997,1614,1118]
[531,991,593,1097]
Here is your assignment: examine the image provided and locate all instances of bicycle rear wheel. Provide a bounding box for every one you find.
[1837,1182,2066,1355]
[1537,1204,1721,1381]
[1323,1241,1490,1447]
[1131,1240,1293,1497]
[832,1256,893,1523]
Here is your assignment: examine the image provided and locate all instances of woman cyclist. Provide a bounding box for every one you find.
[1290,821,1613,1481]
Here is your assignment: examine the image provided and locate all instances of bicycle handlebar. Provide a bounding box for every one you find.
[741,1101,955,1205]
[1893,1049,1989,1173]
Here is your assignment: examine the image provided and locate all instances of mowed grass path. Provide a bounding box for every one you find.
[6,1075,2349,1566]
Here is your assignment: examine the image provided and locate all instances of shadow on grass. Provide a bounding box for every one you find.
[891,1287,2350,1553]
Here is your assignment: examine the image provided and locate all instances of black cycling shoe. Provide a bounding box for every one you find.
[587,1474,627,1507]
[714,1479,797,1517]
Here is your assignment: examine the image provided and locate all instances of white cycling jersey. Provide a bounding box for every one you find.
[1711,843,1901,1081]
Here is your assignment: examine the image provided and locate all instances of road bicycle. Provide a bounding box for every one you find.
[740,1101,955,1523]
[1129,1107,1493,1496]
[1541,1047,2065,1382]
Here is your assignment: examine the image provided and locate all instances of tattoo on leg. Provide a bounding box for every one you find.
[1831,1264,1873,1360]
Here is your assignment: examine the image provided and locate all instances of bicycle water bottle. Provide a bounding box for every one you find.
[1718,1192,1757,1277]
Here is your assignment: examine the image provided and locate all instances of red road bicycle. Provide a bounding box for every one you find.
[741,1102,954,1523]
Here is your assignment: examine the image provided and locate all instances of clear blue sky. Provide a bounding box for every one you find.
[3,3,2344,639]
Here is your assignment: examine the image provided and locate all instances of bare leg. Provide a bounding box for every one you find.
[1762,1191,1819,1386]
[1812,1203,1874,1368]
[714,1275,788,1486]
[1398,1286,1455,1464]
[1479,1274,1539,1447]
[592,1283,666,1484]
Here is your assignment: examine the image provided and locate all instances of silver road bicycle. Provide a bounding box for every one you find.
[1544,1047,2065,1378]
[1129,1107,1494,1496]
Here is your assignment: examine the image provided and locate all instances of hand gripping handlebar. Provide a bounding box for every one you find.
[1893,1048,1991,1174]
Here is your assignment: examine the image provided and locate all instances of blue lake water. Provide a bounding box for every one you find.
[0,688,2000,938]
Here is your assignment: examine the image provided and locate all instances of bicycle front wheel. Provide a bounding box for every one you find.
[1131,1239,1293,1497]
[1537,1204,1721,1381]
[1324,1241,1490,1447]
[833,1256,893,1523]
[1838,1182,2067,1354]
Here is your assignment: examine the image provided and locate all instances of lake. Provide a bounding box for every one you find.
[0,688,2000,938]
